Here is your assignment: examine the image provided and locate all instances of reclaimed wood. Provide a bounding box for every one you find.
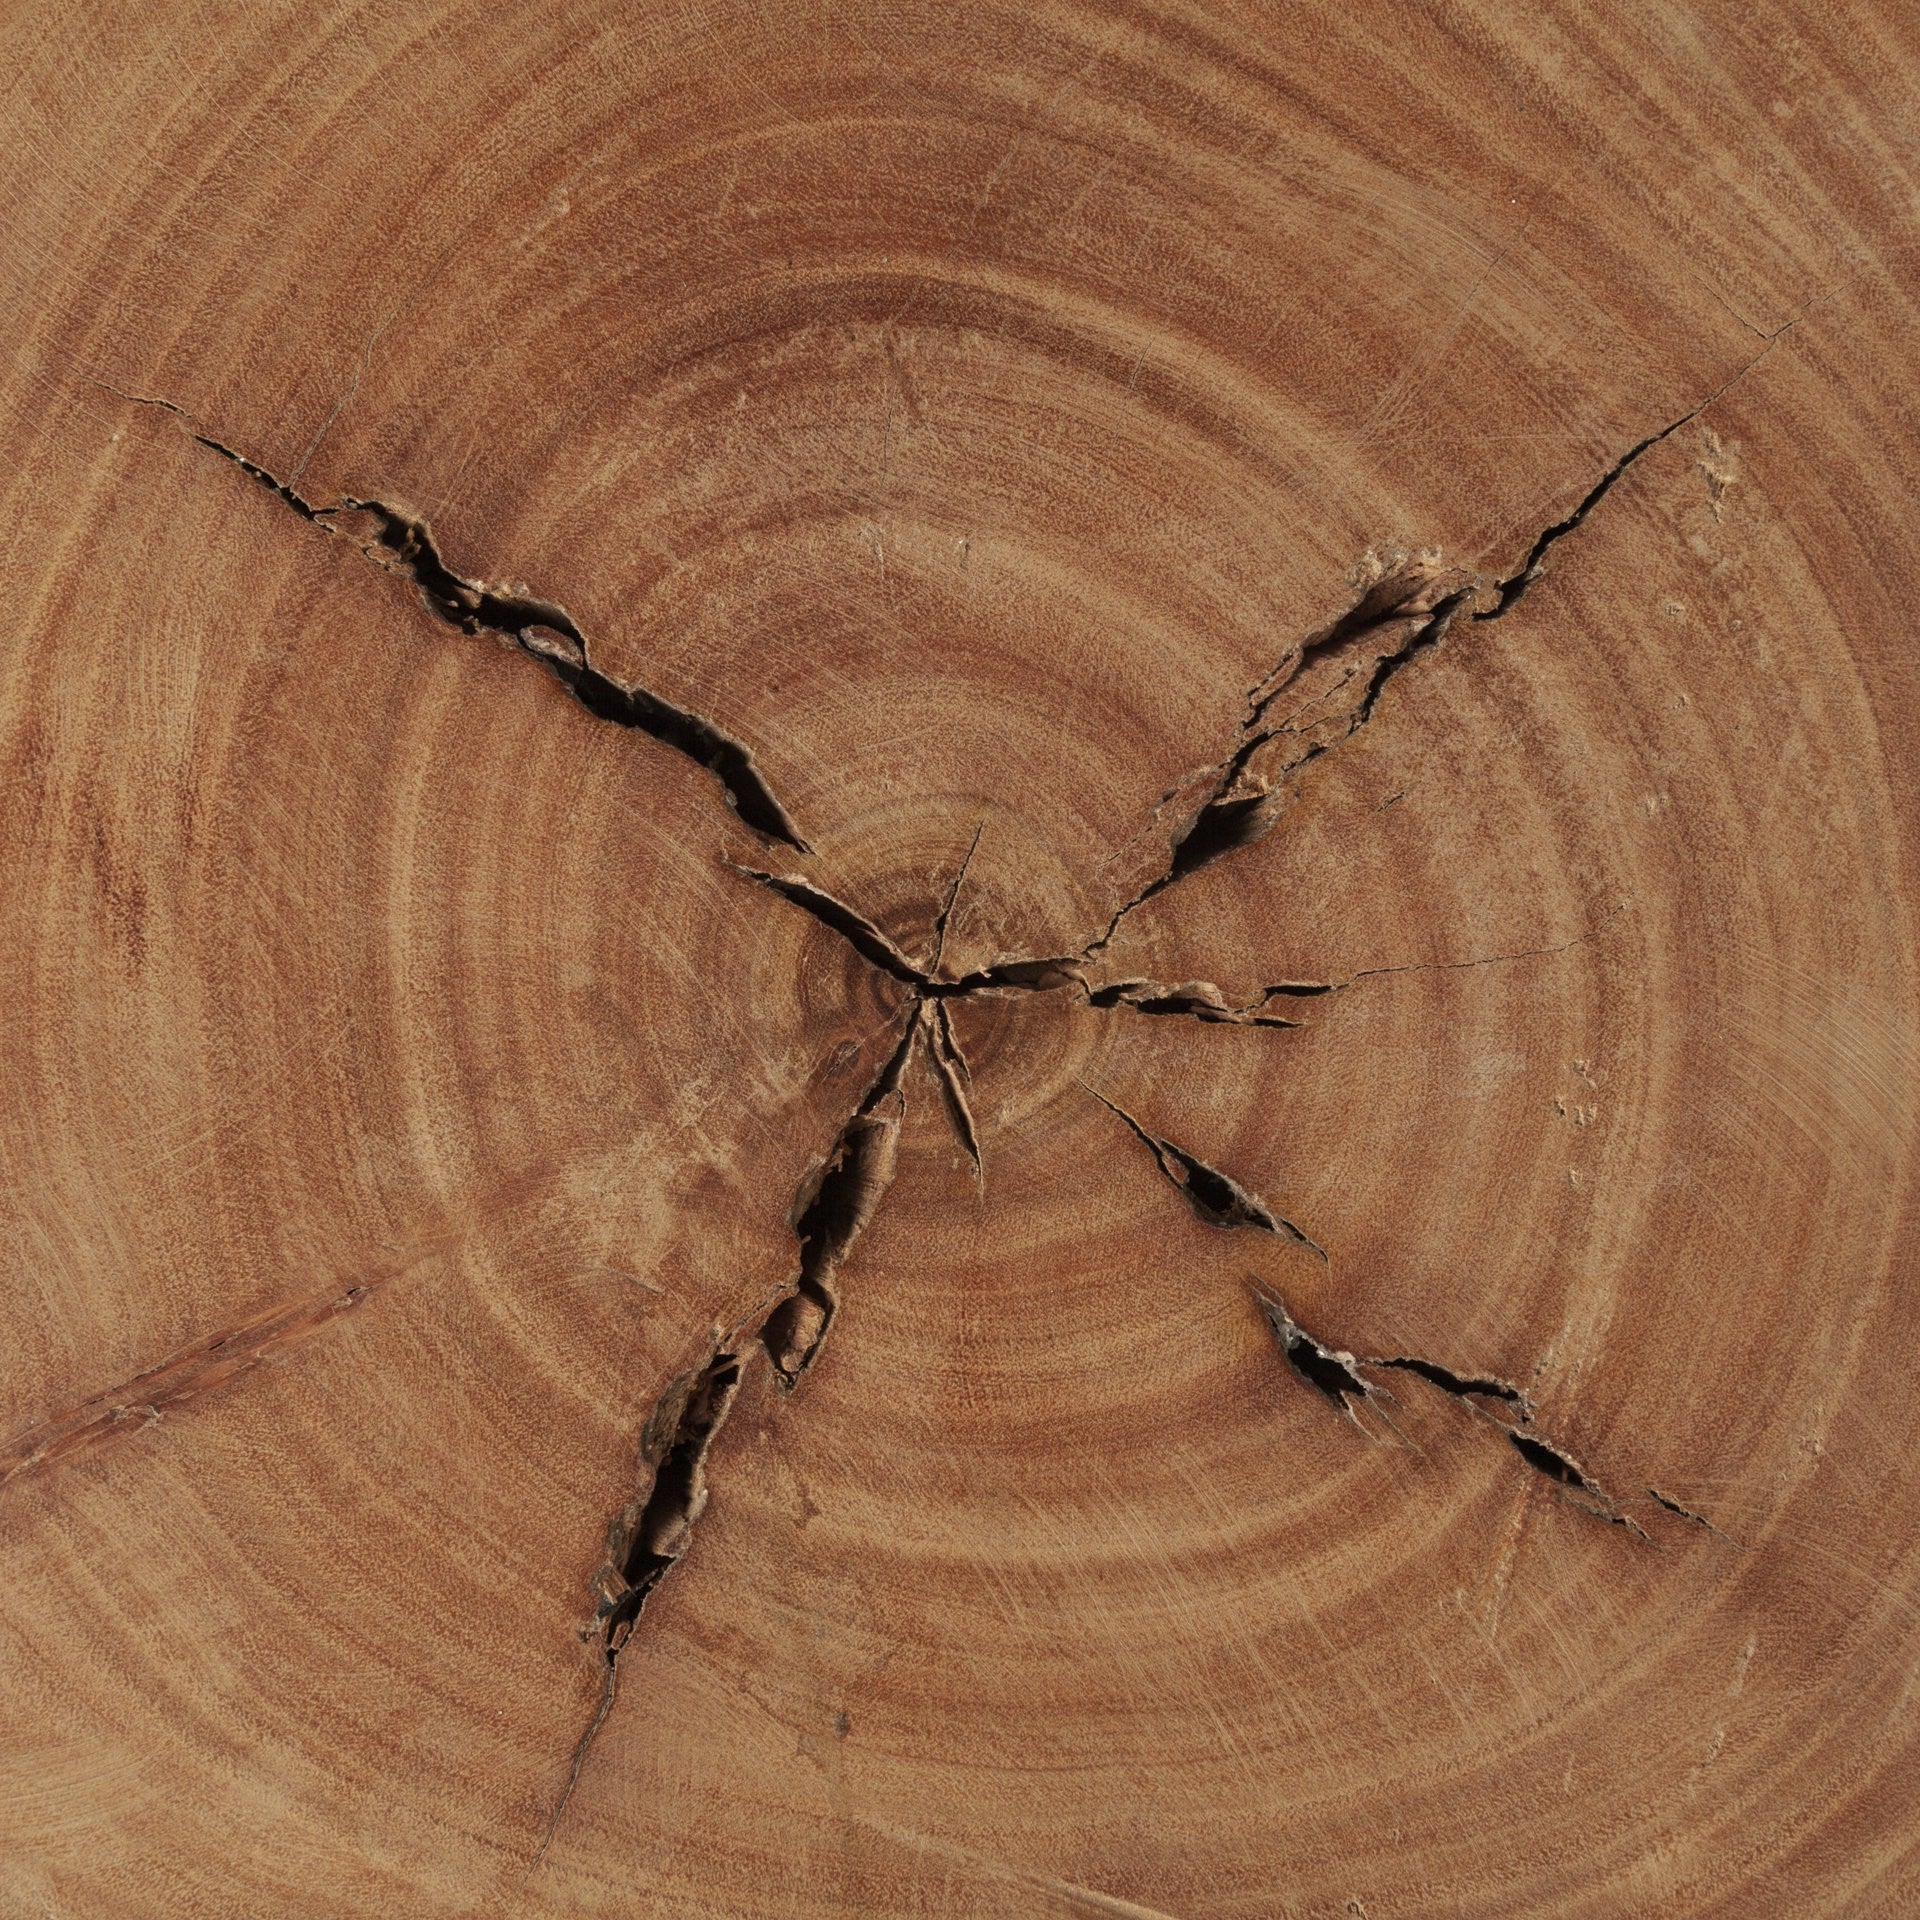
[3,3,1918,1914]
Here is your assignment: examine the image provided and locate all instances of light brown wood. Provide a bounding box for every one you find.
[3,4,1918,1915]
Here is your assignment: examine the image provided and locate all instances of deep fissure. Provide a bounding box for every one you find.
[538,1009,922,1845]
[1089,1094,1648,1524]
[100,392,809,849]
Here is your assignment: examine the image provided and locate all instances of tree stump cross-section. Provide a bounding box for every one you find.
[3,8,1918,1915]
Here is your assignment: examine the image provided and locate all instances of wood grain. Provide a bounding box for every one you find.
[3,3,1918,1915]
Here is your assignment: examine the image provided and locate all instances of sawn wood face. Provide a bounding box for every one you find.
[2,4,1917,1915]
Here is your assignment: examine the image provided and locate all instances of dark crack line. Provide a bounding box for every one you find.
[1647,1486,1739,1543]
[1067,336,1792,962]
[1080,1085,1658,1531]
[539,1008,920,1860]
[729,864,926,986]
[1082,1084,1326,1259]
[1081,581,1474,960]
[1254,1289,1393,1432]
[1370,1354,1532,1416]
[528,1659,618,1875]
[1242,557,1459,733]
[931,821,985,974]
[723,855,994,1171]
[83,363,1754,1841]
[1503,1429,1649,1536]
[1473,328,1793,622]
[1088,904,1627,1030]
[762,1010,920,1387]
[1082,977,1306,1028]
[1289,1297,1646,1530]
[729,861,1096,1007]
[92,384,808,849]
[928,1001,984,1183]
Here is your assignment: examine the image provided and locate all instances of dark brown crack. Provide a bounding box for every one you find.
[720,859,993,1169]
[938,955,1087,996]
[1,1278,380,1486]
[1084,1086,1326,1259]
[1083,576,1474,957]
[547,1008,919,1854]
[537,1335,746,1864]
[1473,330,1791,622]
[1254,1289,1390,1429]
[730,856,1117,1025]
[592,1346,745,1654]
[1506,1429,1646,1534]
[1250,1289,1646,1532]
[762,1012,918,1386]
[196,431,331,524]
[346,505,808,849]
[727,862,1085,1007]
[95,387,808,848]
[590,1009,916,1643]
[928,1001,984,1182]
[1370,1355,1533,1416]
[1071,341,1792,960]
[930,822,985,974]
[729,864,927,986]
[1082,978,1306,1028]
[1647,1486,1737,1542]
[1080,909,1624,1031]
[1242,555,1460,730]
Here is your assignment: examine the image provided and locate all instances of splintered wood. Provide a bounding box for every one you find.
[2,4,1917,1916]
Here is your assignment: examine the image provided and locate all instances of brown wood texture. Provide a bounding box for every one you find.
[3,5,1918,1916]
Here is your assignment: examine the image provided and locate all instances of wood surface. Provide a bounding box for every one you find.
[3,3,1919,1915]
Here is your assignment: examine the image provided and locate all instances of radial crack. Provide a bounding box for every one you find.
[729,864,927,987]
[591,1015,915,1617]
[1085,908,1625,1031]
[928,1001,984,1181]
[1082,978,1306,1028]
[1248,1294,1649,1531]
[1077,339,1792,958]
[762,1011,918,1386]
[1254,1289,1391,1430]
[1647,1486,1737,1542]
[1370,1355,1532,1415]
[1242,554,1462,730]
[545,1007,919,1856]
[1082,1086,1326,1259]
[936,955,1087,997]
[97,387,808,848]
[1505,1430,1647,1534]
[1084,570,1473,957]
[1474,330,1791,620]
[930,822,985,973]
[591,1347,746,1655]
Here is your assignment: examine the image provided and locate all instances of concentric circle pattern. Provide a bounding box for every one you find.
[2,4,1918,1916]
